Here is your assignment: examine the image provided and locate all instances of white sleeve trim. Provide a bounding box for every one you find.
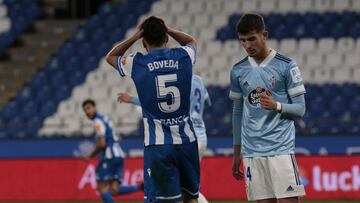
[119,53,136,77]
[116,56,125,77]
[229,91,242,100]
[288,85,306,97]
[181,45,196,64]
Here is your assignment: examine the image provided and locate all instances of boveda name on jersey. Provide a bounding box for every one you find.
[147,59,179,71]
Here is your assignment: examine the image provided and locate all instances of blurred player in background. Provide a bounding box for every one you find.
[82,99,143,203]
[229,14,306,203]
[117,73,211,203]
[106,16,199,203]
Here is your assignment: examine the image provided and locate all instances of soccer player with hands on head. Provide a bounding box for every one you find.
[106,16,200,203]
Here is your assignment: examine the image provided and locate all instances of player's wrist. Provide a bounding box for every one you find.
[276,102,282,112]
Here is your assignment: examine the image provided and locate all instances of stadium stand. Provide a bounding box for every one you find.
[1,0,360,139]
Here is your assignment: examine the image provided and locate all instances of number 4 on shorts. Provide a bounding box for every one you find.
[246,166,252,181]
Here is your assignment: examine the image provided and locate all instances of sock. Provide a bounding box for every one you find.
[118,185,142,194]
[198,192,208,203]
[101,192,114,203]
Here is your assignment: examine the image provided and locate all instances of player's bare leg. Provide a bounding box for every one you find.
[278,197,299,203]
[182,192,198,203]
[97,181,111,193]
[109,179,143,195]
[257,198,277,203]
[97,181,113,203]
[110,180,120,195]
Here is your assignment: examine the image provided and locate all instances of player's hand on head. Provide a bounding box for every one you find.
[117,92,132,103]
[260,91,277,110]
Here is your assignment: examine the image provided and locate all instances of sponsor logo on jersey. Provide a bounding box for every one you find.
[248,86,266,108]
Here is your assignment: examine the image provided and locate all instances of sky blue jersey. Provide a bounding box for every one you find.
[93,113,125,160]
[229,49,306,157]
[190,74,211,142]
[116,45,197,146]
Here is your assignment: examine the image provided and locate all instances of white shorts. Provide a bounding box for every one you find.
[243,154,306,201]
[197,140,207,160]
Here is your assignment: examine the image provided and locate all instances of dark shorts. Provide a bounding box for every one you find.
[96,158,124,182]
[144,141,200,203]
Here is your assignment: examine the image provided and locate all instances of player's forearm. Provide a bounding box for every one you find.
[232,99,243,145]
[131,97,141,106]
[233,144,242,157]
[106,36,138,67]
[167,27,196,47]
[280,94,306,117]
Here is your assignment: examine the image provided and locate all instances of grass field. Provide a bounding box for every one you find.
[3,201,359,203]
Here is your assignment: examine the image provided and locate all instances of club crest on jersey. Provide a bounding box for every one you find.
[270,75,277,88]
[248,86,266,108]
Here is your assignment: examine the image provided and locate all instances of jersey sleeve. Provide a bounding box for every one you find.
[229,68,242,100]
[180,44,196,64]
[94,119,106,138]
[115,52,137,77]
[286,61,306,97]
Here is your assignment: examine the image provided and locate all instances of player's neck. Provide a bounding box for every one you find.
[253,46,271,62]
[147,44,166,51]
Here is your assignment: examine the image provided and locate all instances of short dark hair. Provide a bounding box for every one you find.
[236,13,265,35]
[141,16,167,46]
[82,99,95,108]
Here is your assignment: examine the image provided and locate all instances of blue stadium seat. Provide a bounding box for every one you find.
[341,83,359,100]
[341,11,358,24]
[40,100,57,118]
[330,23,346,39]
[55,85,71,101]
[312,23,328,39]
[35,86,52,104]
[329,97,346,117]
[350,22,360,38]
[322,12,339,27]
[321,84,340,99]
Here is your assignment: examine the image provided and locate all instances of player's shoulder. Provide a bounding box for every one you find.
[192,74,205,88]
[233,56,249,68]
[192,74,202,82]
[273,52,296,66]
[94,113,105,122]
[231,56,249,75]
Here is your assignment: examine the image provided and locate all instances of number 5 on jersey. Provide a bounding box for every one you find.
[156,74,181,113]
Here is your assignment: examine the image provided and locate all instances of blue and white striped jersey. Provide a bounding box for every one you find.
[190,74,211,142]
[116,45,197,146]
[93,113,125,160]
[229,49,306,157]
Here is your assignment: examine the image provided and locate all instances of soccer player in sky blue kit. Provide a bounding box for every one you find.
[116,74,211,203]
[230,14,306,203]
[106,16,199,203]
[82,99,143,203]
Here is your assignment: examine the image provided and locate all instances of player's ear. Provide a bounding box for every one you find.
[165,35,169,44]
[262,31,269,41]
[142,39,148,51]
